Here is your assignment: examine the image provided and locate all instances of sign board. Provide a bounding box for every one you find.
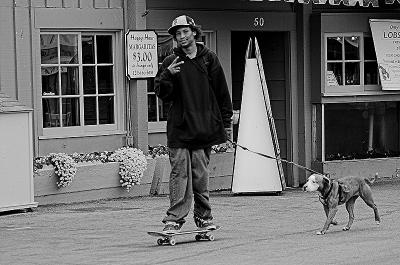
[126,30,158,79]
[369,19,400,90]
[231,38,285,194]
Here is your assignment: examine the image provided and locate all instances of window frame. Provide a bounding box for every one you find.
[39,31,123,138]
[147,30,217,133]
[324,32,381,95]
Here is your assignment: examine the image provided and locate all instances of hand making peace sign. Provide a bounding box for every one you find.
[167,56,184,75]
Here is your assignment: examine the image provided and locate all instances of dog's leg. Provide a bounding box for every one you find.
[360,185,381,225]
[318,207,338,235]
[323,204,338,225]
[343,196,358,231]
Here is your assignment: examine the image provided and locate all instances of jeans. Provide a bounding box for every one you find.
[162,147,212,224]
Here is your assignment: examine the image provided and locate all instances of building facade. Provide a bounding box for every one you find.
[0,0,399,187]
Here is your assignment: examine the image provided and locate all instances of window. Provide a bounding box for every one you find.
[147,31,216,133]
[325,33,379,93]
[324,102,400,161]
[40,33,116,134]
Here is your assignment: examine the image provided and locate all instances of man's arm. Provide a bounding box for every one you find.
[209,54,233,129]
[154,55,181,101]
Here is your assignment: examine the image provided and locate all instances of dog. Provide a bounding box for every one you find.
[303,173,380,235]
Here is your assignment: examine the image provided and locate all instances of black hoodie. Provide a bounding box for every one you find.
[154,43,233,149]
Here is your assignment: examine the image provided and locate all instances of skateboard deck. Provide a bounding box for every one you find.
[148,225,221,246]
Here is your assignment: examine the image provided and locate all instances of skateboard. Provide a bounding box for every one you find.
[147,225,221,246]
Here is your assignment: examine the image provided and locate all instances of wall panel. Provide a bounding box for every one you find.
[0,5,17,98]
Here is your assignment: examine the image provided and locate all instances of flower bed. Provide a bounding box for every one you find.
[33,145,235,205]
[34,158,156,205]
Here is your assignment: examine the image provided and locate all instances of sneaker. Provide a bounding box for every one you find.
[194,216,217,230]
[163,221,181,234]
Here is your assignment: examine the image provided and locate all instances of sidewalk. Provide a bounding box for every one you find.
[1,180,400,265]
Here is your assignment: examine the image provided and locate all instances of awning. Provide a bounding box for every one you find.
[249,0,398,7]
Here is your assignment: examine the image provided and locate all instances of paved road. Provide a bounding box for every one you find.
[1,180,400,265]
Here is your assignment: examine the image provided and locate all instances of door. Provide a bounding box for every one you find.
[231,31,290,183]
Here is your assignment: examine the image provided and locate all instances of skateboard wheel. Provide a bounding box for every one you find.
[169,238,176,246]
[157,238,163,246]
[208,234,215,241]
[195,234,202,241]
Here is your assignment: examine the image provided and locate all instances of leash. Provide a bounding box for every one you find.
[227,139,323,176]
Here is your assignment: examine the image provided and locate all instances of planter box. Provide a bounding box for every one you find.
[312,157,400,181]
[150,152,234,195]
[34,158,156,205]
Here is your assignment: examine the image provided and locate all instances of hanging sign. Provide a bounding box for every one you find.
[370,19,400,90]
[126,30,158,79]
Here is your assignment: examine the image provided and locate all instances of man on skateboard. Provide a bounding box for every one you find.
[154,15,233,234]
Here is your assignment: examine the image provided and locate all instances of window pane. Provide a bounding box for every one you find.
[82,35,95,64]
[345,62,360,85]
[84,97,97,125]
[40,34,58,64]
[62,98,80,126]
[42,98,60,128]
[365,61,379,85]
[148,94,157,122]
[61,66,79,95]
[97,35,112,63]
[60,34,78,64]
[99,96,114,124]
[158,35,174,65]
[98,66,113,94]
[327,37,342,60]
[83,66,96,94]
[344,36,360,60]
[364,37,377,61]
[41,67,59,95]
[159,99,170,121]
[325,102,400,160]
[327,63,342,86]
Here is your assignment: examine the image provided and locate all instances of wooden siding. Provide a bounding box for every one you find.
[30,0,123,8]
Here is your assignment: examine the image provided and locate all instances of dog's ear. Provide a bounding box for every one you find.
[322,176,330,189]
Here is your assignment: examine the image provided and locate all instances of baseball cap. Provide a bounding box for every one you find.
[168,15,198,35]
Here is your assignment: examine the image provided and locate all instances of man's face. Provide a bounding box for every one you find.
[174,27,196,48]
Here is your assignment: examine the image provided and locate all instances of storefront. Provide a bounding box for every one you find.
[145,0,301,185]
[310,11,400,177]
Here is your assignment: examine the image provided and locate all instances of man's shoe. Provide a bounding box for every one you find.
[162,221,181,234]
[194,216,217,230]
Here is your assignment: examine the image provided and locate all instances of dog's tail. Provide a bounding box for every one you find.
[365,173,379,185]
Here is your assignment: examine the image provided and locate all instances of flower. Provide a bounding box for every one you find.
[109,147,148,192]
[48,153,77,188]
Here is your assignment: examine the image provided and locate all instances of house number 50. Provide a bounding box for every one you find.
[253,17,264,27]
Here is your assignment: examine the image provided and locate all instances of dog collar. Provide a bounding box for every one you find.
[319,180,333,205]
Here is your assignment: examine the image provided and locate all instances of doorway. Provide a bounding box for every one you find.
[231,31,291,183]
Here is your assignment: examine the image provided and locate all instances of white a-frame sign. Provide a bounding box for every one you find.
[231,37,286,193]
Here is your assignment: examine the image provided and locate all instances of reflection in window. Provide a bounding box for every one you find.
[99,96,114,124]
[326,34,361,87]
[325,102,400,160]
[62,98,80,126]
[41,67,59,95]
[60,34,78,64]
[61,67,79,95]
[41,34,58,64]
[82,35,95,64]
[364,36,379,85]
